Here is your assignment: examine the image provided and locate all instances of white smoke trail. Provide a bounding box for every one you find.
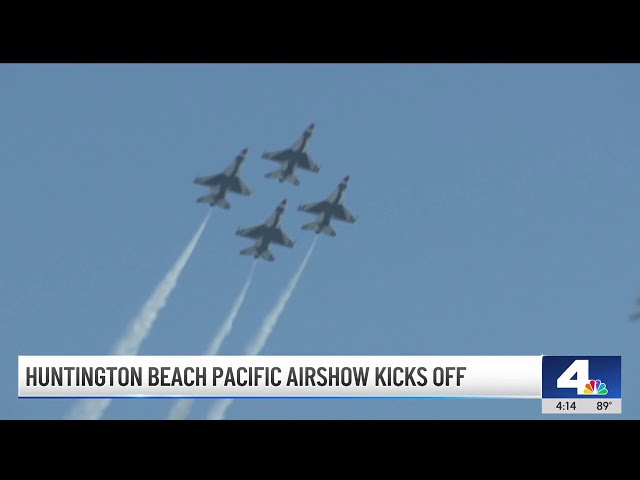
[207,236,318,420]
[167,261,258,420]
[65,212,212,420]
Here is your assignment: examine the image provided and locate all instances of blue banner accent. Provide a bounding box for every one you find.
[542,356,621,399]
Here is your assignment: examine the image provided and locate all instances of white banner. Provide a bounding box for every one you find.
[18,355,542,398]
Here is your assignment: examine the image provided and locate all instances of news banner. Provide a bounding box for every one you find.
[18,355,622,414]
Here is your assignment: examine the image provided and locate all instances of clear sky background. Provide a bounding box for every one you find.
[2,64,639,420]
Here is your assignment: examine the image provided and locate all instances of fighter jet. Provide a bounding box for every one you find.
[193,148,252,209]
[236,199,295,261]
[298,176,357,237]
[262,123,320,186]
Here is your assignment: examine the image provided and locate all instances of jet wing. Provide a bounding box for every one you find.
[296,153,320,172]
[262,150,291,162]
[198,173,225,187]
[333,205,356,223]
[299,201,328,214]
[271,228,295,247]
[236,225,267,239]
[228,177,252,196]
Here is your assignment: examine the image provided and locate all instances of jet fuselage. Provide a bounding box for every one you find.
[317,185,347,228]
[280,161,296,182]
[248,208,286,258]
[295,133,312,153]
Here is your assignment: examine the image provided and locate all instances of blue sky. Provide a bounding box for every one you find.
[2,64,639,419]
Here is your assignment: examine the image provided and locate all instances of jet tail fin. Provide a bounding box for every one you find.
[265,170,300,186]
[240,246,258,256]
[196,194,214,204]
[284,174,300,186]
[302,221,320,232]
[197,194,230,209]
[265,170,282,180]
[321,225,336,237]
[240,247,274,261]
[259,249,275,261]
[212,197,231,209]
[302,221,335,236]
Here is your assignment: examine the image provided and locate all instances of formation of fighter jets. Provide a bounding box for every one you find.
[193,124,356,261]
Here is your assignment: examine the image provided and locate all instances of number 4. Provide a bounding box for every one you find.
[556,359,589,395]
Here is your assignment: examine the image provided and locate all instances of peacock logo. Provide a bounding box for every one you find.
[584,379,608,395]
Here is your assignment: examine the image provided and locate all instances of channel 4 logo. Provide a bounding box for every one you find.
[542,356,621,399]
